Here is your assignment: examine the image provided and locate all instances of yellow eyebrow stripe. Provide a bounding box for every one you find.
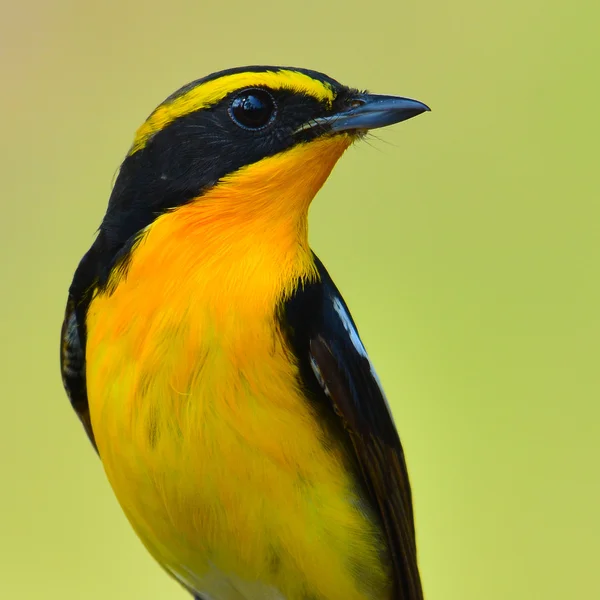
[129,70,336,155]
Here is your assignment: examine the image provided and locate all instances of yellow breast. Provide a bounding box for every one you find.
[85,136,390,600]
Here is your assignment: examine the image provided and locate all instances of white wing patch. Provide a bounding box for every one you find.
[332,297,368,358]
[331,297,394,419]
[310,355,331,397]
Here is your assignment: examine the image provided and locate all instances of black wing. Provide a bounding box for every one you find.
[60,295,97,450]
[60,242,104,451]
[281,254,423,600]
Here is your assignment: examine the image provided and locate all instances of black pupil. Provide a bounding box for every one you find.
[230,90,274,129]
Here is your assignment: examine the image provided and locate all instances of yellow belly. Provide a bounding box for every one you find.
[86,299,389,600]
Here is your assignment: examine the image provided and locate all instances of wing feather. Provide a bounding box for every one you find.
[281,255,423,599]
[60,295,97,450]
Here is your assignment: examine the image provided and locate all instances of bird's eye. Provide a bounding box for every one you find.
[229,89,276,130]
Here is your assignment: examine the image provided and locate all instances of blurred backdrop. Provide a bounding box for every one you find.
[1,0,598,598]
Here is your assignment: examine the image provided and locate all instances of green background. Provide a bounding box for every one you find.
[1,0,598,598]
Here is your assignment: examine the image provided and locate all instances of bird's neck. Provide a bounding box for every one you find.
[146,194,317,310]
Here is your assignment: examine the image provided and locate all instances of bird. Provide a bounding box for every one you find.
[60,65,430,600]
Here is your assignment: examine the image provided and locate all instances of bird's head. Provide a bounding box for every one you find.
[99,66,429,251]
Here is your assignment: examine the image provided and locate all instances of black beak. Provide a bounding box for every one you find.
[296,93,430,134]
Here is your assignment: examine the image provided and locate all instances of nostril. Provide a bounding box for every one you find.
[348,98,365,109]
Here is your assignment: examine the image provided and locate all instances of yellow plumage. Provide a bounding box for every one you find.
[85,135,390,600]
